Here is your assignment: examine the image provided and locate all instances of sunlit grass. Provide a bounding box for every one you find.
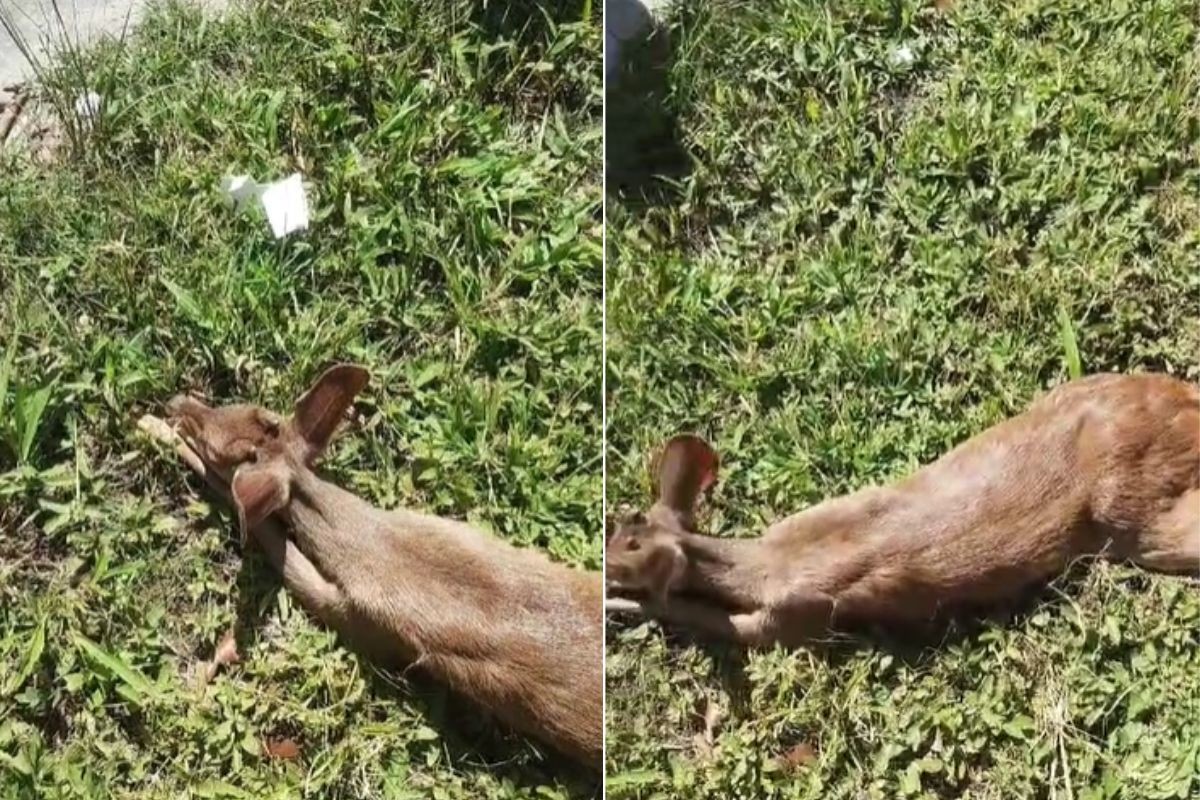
[606,0,1199,797]
[0,1,601,797]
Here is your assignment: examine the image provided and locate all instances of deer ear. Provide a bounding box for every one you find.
[292,364,369,459]
[231,461,291,536]
[654,434,719,521]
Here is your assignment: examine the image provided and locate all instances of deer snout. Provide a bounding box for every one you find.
[166,394,210,420]
[166,395,213,444]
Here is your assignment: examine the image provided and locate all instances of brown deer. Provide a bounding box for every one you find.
[163,365,602,769]
[606,373,1199,647]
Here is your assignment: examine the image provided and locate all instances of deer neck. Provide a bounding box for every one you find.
[280,467,378,569]
[677,531,764,610]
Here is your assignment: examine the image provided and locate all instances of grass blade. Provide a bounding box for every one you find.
[605,770,662,796]
[4,615,46,696]
[0,337,14,418]
[73,634,160,703]
[1057,305,1083,380]
[17,385,53,465]
[159,275,208,329]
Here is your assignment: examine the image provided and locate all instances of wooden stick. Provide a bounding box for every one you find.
[136,414,231,500]
[605,596,645,615]
[0,88,28,146]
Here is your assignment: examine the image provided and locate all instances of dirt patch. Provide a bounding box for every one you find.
[0,83,62,162]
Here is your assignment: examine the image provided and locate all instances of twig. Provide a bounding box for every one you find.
[136,414,230,499]
[1059,727,1075,800]
[605,596,645,615]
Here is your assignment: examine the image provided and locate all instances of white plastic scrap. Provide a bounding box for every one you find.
[74,91,102,124]
[889,44,915,67]
[220,175,263,210]
[261,174,309,238]
[220,172,309,239]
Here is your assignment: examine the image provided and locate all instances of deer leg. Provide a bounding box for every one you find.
[1133,488,1200,574]
[250,521,347,623]
[647,597,774,646]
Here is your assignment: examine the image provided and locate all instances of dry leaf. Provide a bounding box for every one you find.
[201,629,240,685]
[213,630,241,666]
[934,0,955,11]
[689,695,726,760]
[692,695,724,746]
[263,737,301,760]
[777,741,818,771]
[701,697,723,743]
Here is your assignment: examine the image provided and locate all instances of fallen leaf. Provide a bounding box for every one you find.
[692,695,724,745]
[934,0,955,11]
[689,696,725,759]
[201,629,240,685]
[263,737,301,760]
[777,741,818,771]
[213,630,241,666]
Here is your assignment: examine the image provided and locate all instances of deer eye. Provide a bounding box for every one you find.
[260,416,281,437]
[222,440,258,467]
[625,538,641,552]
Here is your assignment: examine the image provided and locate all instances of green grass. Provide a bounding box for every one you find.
[0,1,600,797]
[606,0,1199,798]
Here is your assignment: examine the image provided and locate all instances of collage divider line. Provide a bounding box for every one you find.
[599,0,609,786]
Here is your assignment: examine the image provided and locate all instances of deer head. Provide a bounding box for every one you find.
[166,364,369,536]
[606,434,720,602]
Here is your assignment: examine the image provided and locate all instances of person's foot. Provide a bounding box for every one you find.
[606,0,668,83]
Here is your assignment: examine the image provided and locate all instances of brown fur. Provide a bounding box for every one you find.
[607,373,1200,648]
[168,365,602,769]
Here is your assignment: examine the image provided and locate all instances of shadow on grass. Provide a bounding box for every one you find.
[359,667,600,795]
[605,1,691,210]
[466,0,600,120]
[471,0,596,31]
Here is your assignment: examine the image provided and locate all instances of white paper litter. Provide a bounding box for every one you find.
[220,172,309,239]
[889,44,915,66]
[74,91,102,123]
[220,175,263,210]
[260,174,309,238]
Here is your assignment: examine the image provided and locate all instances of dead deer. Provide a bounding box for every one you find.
[163,365,602,769]
[606,373,1199,647]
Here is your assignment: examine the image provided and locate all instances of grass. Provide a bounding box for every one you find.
[605,0,1199,798]
[0,1,600,797]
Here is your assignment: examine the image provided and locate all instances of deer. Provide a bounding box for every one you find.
[606,373,1200,648]
[157,365,602,769]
